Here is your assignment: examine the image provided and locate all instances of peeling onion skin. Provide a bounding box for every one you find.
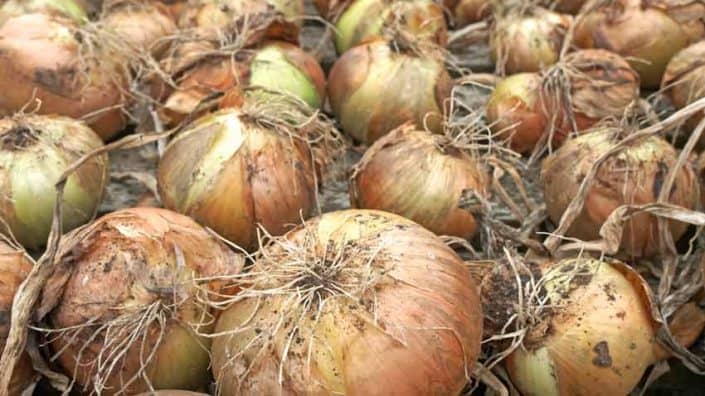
[662,41,705,138]
[541,129,700,258]
[350,126,489,238]
[574,0,705,88]
[0,0,88,25]
[212,209,483,395]
[0,14,128,140]
[328,39,451,144]
[39,208,244,395]
[101,1,178,57]
[0,115,108,251]
[157,108,317,251]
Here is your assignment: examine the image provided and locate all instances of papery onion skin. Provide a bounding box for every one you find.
[574,0,705,88]
[0,115,108,251]
[328,39,451,144]
[541,128,700,257]
[101,0,177,57]
[0,0,87,25]
[0,14,128,140]
[39,207,244,395]
[157,107,317,251]
[490,8,572,74]
[661,41,705,136]
[212,209,483,395]
[350,126,489,238]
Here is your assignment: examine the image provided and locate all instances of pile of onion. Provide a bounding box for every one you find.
[0,0,88,25]
[444,0,490,27]
[0,115,108,251]
[333,0,447,55]
[0,13,129,140]
[100,0,177,57]
[350,124,489,239]
[211,209,483,394]
[489,7,572,74]
[662,40,705,138]
[574,0,705,88]
[541,128,699,257]
[38,207,244,395]
[328,38,451,144]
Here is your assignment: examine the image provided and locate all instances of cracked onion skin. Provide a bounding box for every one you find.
[39,208,244,395]
[662,41,705,138]
[212,209,483,395]
[350,126,488,238]
[574,0,705,88]
[157,108,317,251]
[0,115,108,251]
[328,39,452,144]
[0,14,128,140]
[541,128,700,257]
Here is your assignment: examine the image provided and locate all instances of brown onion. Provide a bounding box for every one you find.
[350,125,489,238]
[541,128,700,257]
[101,0,177,57]
[0,14,129,140]
[662,40,705,138]
[38,207,244,395]
[211,209,483,395]
[444,0,490,27]
[574,0,705,88]
[0,0,87,25]
[490,8,572,74]
[551,0,586,14]
[328,39,451,144]
[0,115,108,251]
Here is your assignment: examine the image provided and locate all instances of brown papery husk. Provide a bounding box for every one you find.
[444,0,491,27]
[211,209,483,395]
[350,124,489,239]
[36,208,244,395]
[541,127,700,258]
[550,0,587,14]
[100,0,178,58]
[661,40,705,143]
[574,0,705,88]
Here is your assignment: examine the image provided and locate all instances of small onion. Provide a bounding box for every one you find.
[212,209,483,395]
[661,40,705,138]
[38,207,244,395]
[333,0,447,54]
[328,39,451,144]
[101,0,177,57]
[0,115,108,251]
[0,0,87,25]
[574,0,705,88]
[541,128,699,257]
[350,125,489,238]
[490,8,572,74]
[0,13,129,140]
[444,0,490,27]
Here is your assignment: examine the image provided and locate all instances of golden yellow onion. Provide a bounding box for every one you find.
[541,128,699,257]
[38,207,244,395]
[0,115,108,251]
[328,39,451,144]
[101,0,177,57]
[662,40,705,138]
[574,0,705,88]
[0,0,87,25]
[211,209,483,395]
[350,125,489,238]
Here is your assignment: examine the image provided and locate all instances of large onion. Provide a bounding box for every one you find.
[328,39,451,144]
[0,13,129,140]
[0,115,108,251]
[211,209,483,394]
[350,125,489,238]
[0,0,87,25]
[574,0,705,88]
[490,8,572,74]
[541,128,699,257]
[662,40,705,137]
[38,207,244,395]
[101,0,177,57]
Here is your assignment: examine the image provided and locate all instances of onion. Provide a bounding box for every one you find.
[101,0,177,57]
[574,0,705,88]
[328,39,451,144]
[350,125,489,238]
[445,0,490,27]
[0,0,87,25]
[662,40,705,138]
[551,0,586,14]
[541,128,699,257]
[0,115,108,251]
[490,8,572,74]
[333,0,447,55]
[211,209,483,394]
[38,207,244,395]
[482,257,657,395]
[135,392,209,396]
[0,13,129,140]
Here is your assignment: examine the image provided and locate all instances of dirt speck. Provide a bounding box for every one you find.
[592,341,612,368]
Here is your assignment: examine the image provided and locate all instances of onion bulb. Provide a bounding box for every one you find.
[490,8,572,74]
[350,125,488,238]
[574,0,705,88]
[444,0,490,27]
[541,128,699,257]
[550,0,586,14]
[328,39,451,144]
[662,41,705,138]
[0,0,87,25]
[333,0,447,55]
[101,0,177,57]
[211,209,483,394]
[0,13,129,140]
[38,207,244,395]
[482,257,657,395]
[0,115,108,251]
